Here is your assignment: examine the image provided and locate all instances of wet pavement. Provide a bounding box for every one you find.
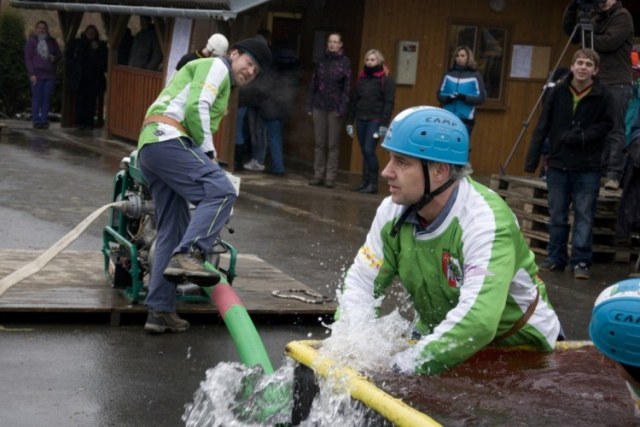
[0,120,638,426]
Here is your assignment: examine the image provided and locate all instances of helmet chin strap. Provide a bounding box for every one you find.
[390,162,455,237]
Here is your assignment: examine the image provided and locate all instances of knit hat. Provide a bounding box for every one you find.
[206,33,229,57]
[232,36,272,70]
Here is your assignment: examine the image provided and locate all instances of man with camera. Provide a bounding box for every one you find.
[562,0,634,190]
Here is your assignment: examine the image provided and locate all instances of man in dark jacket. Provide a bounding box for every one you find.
[562,0,634,190]
[525,48,614,280]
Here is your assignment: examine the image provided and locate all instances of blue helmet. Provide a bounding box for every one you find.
[381,106,469,165]
[589,278,640,367]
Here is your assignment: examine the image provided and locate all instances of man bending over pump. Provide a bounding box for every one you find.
[337,106,562,375]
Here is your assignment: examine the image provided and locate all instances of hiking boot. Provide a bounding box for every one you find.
[538,259,565,272]
[351,181,367,192]
[144,310,190,334]
[308,177,323,186]
[358,184,378,194]
[243,159,265,171]
[163,252,220,287]
[573,262,590,280]
[603,178,619,190]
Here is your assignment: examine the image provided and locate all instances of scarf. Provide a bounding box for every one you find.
[37,34,49,60]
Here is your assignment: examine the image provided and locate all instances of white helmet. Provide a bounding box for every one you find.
[206,33,229,57]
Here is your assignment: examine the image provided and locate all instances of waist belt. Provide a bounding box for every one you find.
[142,114,188,135]
[493,287,540,342]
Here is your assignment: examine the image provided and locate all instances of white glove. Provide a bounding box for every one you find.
[346,124,354,137]
[390,343,422,374]
[377,126,388,138]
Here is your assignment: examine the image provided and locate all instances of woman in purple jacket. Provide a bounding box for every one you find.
[24,21,61,129]
[306,31,351,188]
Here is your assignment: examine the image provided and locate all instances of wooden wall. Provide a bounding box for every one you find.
[356,0,570,176]
[108,65,164,141]
[282,0,573,177]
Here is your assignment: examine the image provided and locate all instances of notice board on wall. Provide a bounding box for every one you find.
[510,45,552,80]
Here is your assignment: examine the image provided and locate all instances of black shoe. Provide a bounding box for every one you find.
[351,181,367,192]
[325,180,335,188]
[308,178,323,186]
[41,122,50,129]
[358,184,378,194]
[163,252,221,287]
[144,310,190,334]
[538,259,565,272]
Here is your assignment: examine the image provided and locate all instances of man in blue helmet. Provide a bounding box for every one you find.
[337,106,562,375]
[589,279,640,418]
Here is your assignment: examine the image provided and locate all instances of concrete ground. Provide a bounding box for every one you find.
[0,120,638,426]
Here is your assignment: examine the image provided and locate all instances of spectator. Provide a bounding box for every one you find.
[128,16,163,71]
[346,48,395,194]
[562,0,635,190]
[258,41,300,176]
[525,48,614,280]
[436,46,486,137]
[24,20,61,129]
[306,31,351,188]
[175,33,228,71]
[242,29,272,172]
[338,106,561,375]
[67,25,108,130]
[616,101,640,244]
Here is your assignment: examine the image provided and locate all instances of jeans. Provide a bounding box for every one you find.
[264,119,285,174]
[546,168,600,268]
[603,83,634,181]
[312,108,342,181]
[31,78,55,125]
[235,106,248,146]
[355,118,380,183]
[247,107,265,163]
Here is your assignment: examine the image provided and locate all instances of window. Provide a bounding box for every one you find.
[447,23,509,108]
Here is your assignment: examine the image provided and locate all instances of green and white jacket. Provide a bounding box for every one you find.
[340,177,561,375]
[138,57,232,156]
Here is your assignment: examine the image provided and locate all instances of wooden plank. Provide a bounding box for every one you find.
[0,250,336,317]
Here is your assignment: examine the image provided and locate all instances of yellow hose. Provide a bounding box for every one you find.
[285,340,442,427]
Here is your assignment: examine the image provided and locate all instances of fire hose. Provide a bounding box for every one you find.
[0,201,128,297]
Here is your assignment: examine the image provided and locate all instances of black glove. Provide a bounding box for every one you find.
[561,128,583,146]
[204,150,215,159]
[457,94,467,102]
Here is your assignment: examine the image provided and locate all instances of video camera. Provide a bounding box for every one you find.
[576,0,606,14]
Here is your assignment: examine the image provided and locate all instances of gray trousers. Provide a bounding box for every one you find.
[139,137,236,312]
[312,108,343,181]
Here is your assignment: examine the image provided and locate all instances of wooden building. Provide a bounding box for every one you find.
[8,0,640,176]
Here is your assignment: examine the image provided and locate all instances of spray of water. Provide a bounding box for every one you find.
[183,293,414,425]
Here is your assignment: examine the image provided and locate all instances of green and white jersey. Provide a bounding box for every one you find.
[138,57,232,156]
[340,177,561,375]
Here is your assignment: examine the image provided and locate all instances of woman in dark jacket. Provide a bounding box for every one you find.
[24,20,62,129]
[346,49,395,193]
[437,46,486,137]
[306,31,351,188]
[67,25,108,130]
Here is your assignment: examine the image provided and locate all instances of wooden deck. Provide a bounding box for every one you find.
[0,250,337,324]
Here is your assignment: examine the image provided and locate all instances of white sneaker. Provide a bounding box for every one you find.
[243,159,265,171]
[604,178,619,190]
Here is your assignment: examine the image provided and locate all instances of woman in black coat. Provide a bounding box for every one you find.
[67,25,108,130]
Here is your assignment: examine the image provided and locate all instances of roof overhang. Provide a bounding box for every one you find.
[9,0,269,20]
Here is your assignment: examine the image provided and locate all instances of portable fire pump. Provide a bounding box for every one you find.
[101,150,238,303]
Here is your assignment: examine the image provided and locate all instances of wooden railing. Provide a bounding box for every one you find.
[108,65,164,141]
